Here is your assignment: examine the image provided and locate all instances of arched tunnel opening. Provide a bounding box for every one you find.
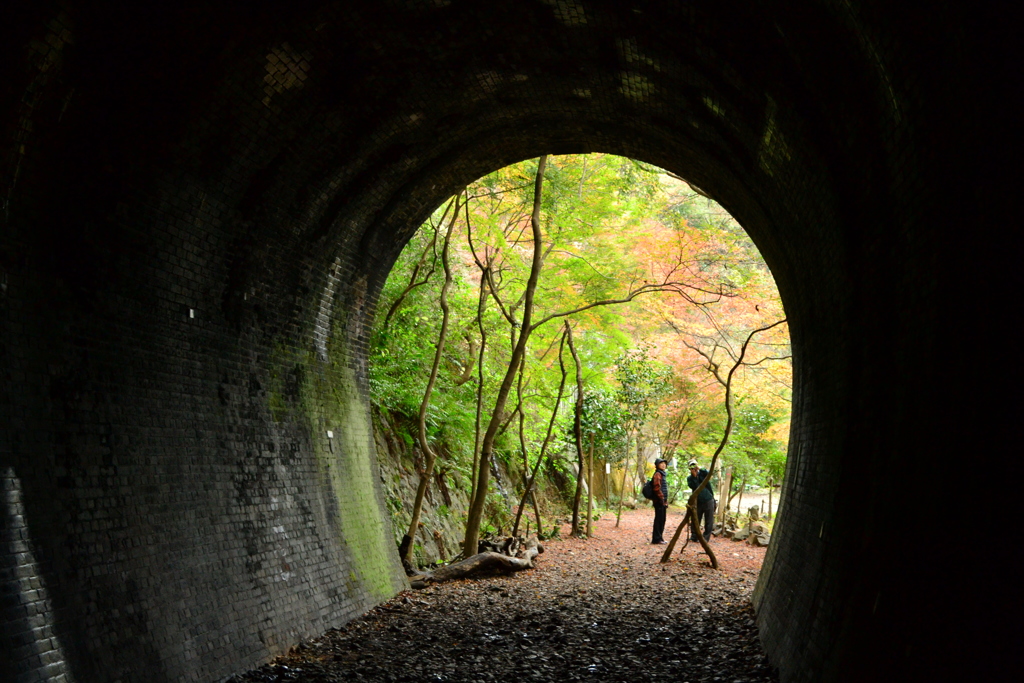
[368,151,793,563]
[0,2,1013,682]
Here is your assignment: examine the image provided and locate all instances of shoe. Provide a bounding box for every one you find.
[657,540,667,545]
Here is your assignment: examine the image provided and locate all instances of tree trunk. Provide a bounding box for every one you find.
[400,193,462,564]
[410,538,544,588]
[470,264,489,505]
[635,435,646,491]
[726,474,742,513]
[511,328,567,538]
[660,504,692,562]
[531,489,543,537]
[586,431,595,538]
[661,320,787,567]
[566,321,586,537]
[515,356,529,526]
[463,156,548,558]
[615,434,629,527]
[452,333,478,386]
[736,478,745,519]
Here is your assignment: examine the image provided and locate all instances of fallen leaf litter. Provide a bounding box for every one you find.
[233,508,778,682]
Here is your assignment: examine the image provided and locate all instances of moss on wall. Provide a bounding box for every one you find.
[268,326,406,603]
[314,358,402,600]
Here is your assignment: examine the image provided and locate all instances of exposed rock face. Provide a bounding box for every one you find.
[373,410,470,566]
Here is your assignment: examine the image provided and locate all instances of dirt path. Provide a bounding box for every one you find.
[720,490,779,518]
[235,508,778,682]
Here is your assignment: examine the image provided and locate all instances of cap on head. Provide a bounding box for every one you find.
[654,458,667,467]
[687,458,699,469]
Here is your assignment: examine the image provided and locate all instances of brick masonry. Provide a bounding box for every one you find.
[0,2,1015,681]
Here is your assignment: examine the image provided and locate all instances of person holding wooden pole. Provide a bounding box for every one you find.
[651,458,669,544]
[687,458,716,543]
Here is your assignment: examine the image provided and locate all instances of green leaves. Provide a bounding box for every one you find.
[369,152,790,505]
[615,345,671,431]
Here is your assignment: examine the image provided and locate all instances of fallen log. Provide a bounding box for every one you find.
[410,537,543,588]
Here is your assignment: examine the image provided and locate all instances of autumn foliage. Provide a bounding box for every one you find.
[370,154,791,557]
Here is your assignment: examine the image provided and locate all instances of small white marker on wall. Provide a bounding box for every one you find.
[326,430,333,439]
[189,308,195,319]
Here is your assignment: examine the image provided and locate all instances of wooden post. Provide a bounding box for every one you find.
[718,466,733,525]
[717,467,727,520]
[767,477,773,519]
[615,434,629,528]
[598,462,606,505]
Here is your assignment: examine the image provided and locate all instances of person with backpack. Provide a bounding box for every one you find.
[687,458,716,543]
[650,458,669,544]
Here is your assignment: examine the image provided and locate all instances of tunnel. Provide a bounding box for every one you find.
[0,2,1014,681]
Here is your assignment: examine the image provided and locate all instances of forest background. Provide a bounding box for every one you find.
[368,154,791,565]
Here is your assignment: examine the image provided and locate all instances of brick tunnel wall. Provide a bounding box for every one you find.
[0,2,1013,682]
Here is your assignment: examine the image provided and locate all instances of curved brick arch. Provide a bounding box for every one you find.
[0,2,1011,681]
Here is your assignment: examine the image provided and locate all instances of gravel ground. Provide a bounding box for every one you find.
[234,507,778,682]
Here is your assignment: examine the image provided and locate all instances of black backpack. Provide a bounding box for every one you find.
[641,477,655,500]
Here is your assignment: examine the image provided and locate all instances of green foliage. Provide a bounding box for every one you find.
[368,153,790,529]
[580,389,628,461]
[615,346,671,436]
[695,397,786,487]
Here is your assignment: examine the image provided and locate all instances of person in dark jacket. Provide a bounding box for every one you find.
[687,458,716,543]
[651,458,669,544]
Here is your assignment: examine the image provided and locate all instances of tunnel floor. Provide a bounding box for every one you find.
[234,509,777,682]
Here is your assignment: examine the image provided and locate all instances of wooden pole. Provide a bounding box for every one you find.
[604,461,610,505]
[615,434,629,527]
[719,466,733,526]
[717,466,727,524]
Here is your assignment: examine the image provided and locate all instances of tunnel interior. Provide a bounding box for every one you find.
[0,2,1012,681]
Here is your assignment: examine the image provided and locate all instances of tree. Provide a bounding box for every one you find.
[613,347,670,525]
[462,156,729,555]
[510,328,569,538]
[578,389,628,505]
[566,321,587,537]
[399,193,463,565]
[368,153,790,566]
[463,156,549,557]
[661,319,789,567]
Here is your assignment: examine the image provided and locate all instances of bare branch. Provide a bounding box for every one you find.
[381,199,454,328]
[661,317,788,565]
[529,279,726,332]
[741,354,793,367]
